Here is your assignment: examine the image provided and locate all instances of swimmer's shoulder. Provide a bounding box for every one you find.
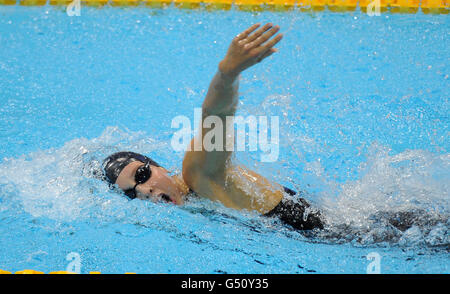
[226,165,284,212]
[182,160,284,213]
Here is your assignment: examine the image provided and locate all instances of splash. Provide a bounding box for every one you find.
[0,127,448,249]
[239,92,449,249]
[0,126,173,221]
[317,143,449,248]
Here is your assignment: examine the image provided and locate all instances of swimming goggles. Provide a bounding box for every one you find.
[124,161,152,199]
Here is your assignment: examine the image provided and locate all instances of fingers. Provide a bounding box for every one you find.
[257,32,283,54]
[245,23,273,43]
[231,22,283,69]
[235,23,261,41]
[247,26,281,51]
[257,48,277,63]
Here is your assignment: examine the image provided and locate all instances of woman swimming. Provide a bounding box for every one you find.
[103,23,324,231]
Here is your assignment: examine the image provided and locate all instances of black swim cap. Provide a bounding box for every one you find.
[102,151,160,185]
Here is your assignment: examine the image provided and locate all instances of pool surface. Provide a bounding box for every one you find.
[0,5,448,273]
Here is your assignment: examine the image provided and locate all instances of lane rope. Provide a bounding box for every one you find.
[0,0,448,14]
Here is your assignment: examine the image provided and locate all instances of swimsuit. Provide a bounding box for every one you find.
[264,187,324,230]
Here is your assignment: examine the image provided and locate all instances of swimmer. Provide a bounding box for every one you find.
[103,23,324,231]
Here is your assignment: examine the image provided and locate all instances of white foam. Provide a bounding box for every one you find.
[0,126,172,221]
[0,127,448,248]
[319,143,449,246]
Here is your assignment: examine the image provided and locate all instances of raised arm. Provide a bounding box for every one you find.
[203,23,283,117]
[183,23,283,183]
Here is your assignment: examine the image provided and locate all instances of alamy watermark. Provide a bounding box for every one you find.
[366,252,381,274]
[67,0,81,17]
[171,108,280,163]
[367,0,381,17]
[66,252,81,274]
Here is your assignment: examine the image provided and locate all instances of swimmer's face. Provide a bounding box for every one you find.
[115,161,184,205]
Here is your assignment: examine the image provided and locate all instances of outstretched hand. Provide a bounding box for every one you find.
[219,23,283,78]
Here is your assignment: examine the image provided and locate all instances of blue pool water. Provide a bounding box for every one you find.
[0,5,449,273]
